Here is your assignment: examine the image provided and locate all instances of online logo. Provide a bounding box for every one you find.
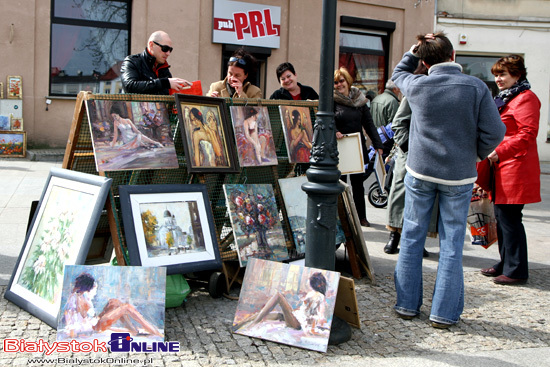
[108,333,179,353]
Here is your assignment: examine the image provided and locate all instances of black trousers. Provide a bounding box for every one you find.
[348,173,367,221]
[493,203,528,279]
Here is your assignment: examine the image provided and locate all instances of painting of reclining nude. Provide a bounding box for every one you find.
[119,184,221,275]
[86,100,179,172]
[57,265,166,343]
[232,258,340,353]
[224,184,288,267]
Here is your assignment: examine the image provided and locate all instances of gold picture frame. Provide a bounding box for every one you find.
[7,75,22,99]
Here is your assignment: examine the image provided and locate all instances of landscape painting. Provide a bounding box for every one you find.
[224,184,288,267]
[57,265,166,343]
[229,106,278,167]
[278,176,347,254]
[232,258,340,353]
[86,100,179,172]
[279,106,313,163]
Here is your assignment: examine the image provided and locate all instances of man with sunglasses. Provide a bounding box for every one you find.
[121,31,191,95]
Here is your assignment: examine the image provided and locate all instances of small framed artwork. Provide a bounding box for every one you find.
[0,131,26,157]
[229,106,278,167]
[232,258,340,353]
[175,94,239,173]
[337,132,365,175]
[0,115,10,130]
[11,116,23,131]
[85,100,179,172]
[279,106,314,163]
[7,75,22,99]
[119,184,222,275]
[4,168,112,328]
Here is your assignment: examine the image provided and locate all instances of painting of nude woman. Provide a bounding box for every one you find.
[86,100,179,172]
[175,94,238,173]
[57,265,166,343]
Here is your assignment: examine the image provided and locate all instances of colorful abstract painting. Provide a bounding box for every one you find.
[86,100,179,171]
[278,176,347,254]
[279,106,313,163]
[229,106,278,167]
[224,184,288,267]
[57,265,166,343]
[232,258,340,353]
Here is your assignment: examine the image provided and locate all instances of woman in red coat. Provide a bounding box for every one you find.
[480,55,541,285]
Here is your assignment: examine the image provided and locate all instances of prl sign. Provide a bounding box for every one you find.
[213,0,281,48]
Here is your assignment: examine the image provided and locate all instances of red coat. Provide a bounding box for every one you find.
[493,90,541,205]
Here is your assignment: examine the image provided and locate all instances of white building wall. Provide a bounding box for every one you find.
[437,18,550,161]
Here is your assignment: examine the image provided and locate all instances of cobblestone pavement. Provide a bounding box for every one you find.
[1,268,549,366]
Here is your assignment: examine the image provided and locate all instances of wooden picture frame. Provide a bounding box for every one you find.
[7,75,22,99]
[119,184,222,275]
[4,168,112,328]
[175,94,239,173]
[0,131,26,157]
[337,132,365,175]
[11,116,23,131]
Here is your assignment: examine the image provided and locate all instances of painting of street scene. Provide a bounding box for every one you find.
[86,100,179,171]
[232,258,340,353]
[139,201,206,258]
[278,176,347,254]
[224,184,288,267]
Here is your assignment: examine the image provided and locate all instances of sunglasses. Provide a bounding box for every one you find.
[153,41,173,53]
[334,78,346,85]
[229,56,247,67]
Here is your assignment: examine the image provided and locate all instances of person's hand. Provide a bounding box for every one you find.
[169,78,192,91]
[336,131,344,139]
[487,150,499,163]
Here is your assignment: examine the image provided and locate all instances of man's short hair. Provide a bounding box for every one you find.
[276,62,296,81]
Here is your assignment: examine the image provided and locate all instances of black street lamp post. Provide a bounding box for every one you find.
[302,0,351,344]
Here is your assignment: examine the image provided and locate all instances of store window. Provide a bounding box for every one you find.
[338,17,394,97]
[50,0,131,96]
[455,55,502,97]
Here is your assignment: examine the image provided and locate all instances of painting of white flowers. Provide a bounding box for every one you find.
[4,168,112,328]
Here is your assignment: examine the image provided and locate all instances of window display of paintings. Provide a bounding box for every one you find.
[7,75,22,99]
[57,265,166,343]
[0,131,26,157]
[119,184,222,275]
[278,106,313,163]
[278,176,346,254]
[85,100,179,172]
[229,106,278,167]
[232,258,340,353]
[223,184,288,267]
[4,168,112,328]
[175,94,239,173]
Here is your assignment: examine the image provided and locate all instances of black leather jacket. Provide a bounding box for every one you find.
[120,50,172,95]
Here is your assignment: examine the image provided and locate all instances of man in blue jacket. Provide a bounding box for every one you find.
[391,32,505,329]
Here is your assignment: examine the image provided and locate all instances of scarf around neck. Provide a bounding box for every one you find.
[334,86,367,108]
[494,79,531,110]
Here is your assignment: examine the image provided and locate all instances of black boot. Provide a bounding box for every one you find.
[384,231,400,254]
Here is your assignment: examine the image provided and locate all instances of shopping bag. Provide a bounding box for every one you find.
[466,188,497,249]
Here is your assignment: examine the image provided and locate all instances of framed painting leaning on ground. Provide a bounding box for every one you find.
[0,131,26,157]
[4,168,112,328]
[175,94,239,173]
[119,184,222,275]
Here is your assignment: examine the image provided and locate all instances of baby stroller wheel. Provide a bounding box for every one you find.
[368,182,388,208]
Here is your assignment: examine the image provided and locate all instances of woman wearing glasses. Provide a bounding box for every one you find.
[334,67,383,227]
[207,49,262,98]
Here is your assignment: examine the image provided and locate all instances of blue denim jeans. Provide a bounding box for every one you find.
[394,173,473,324]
